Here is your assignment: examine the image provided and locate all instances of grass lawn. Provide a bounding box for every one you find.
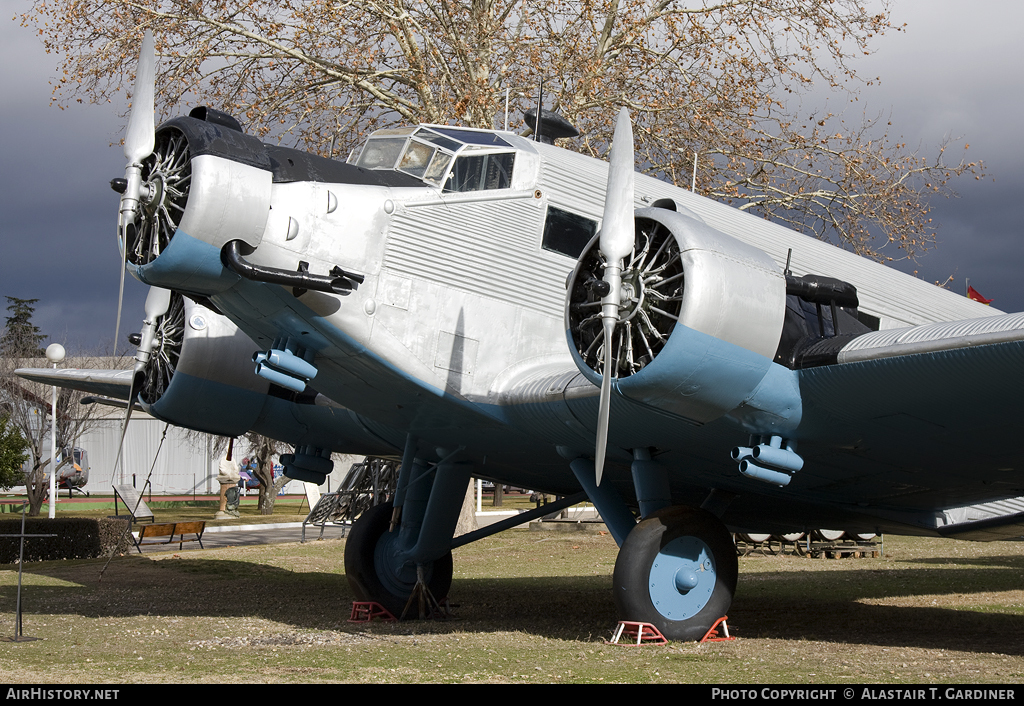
[2,531,1024,683]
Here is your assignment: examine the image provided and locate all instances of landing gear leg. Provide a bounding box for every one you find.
[613,505,738,641]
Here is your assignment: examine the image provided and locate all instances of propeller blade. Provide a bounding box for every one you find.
[125,30,156,165]
[593,108,636,486]
[112,229,128,356]
[594,318,615,486]
[114,286,169,483]
[115,32,158,354]
[599,107,635,264]
[111,379,137,486]
[144,286,172,320]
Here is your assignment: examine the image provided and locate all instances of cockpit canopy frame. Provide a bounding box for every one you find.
[351,125,516,192]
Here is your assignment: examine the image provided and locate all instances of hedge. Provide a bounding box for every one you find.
[0,517,133,563]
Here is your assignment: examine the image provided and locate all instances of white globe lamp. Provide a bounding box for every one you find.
[45,344,65,519]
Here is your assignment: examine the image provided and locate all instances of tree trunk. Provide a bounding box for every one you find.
[454,480,478,538]
[259,475,289,515]
[25,460,51,517]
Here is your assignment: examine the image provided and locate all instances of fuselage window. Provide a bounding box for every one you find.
[444,152,515,192]
[542,206,598,259]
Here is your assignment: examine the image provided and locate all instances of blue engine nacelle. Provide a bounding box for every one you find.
[565,206,801,434]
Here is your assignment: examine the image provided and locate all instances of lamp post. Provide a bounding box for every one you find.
[45,343,65,520]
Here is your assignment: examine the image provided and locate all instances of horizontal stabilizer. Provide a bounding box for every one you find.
[936,495,1024,541]
[936,511,1024,542]
[15,368,135,401]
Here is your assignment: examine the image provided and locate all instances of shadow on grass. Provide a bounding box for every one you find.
[4,555,1024,653]
[898,554,1024,570]
[731,557,1024,654]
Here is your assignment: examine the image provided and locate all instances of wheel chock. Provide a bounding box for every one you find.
[700,616,735,643]
[608,621,668,645]
[349,601,396,623]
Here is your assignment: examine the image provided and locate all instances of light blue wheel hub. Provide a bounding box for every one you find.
[374,528,418,597]
[648,536,717,620]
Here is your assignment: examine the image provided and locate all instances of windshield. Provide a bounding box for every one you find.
[352,126,515,190]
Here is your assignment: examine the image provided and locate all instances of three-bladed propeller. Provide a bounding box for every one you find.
[594,108,636,486]
[110,32,163,485]
[114,30,157,357]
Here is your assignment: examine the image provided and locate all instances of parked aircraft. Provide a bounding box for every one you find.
[18,34,1024,640]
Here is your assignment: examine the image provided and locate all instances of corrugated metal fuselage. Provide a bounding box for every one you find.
[141,127,1016,538]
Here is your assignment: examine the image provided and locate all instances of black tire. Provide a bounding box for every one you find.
[613,506,738,642]
[344,501,453,617]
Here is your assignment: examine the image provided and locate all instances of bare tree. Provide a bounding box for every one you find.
[23,0,980,259]
[0,350,102,516]
[197,432,291,515]
[241,432,291,515]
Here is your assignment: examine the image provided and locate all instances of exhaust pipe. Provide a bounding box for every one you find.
[221,240,363,295]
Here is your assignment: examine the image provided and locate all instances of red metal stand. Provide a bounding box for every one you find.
[700,616,735,642]
[608,621,668,645]
[348,601,397,622]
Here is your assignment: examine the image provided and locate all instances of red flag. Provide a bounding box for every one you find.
[967,285,993,305]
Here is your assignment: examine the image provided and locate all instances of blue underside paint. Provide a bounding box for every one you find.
[566,322,803,434]
[146,371,266,437]
[648,536,716,620]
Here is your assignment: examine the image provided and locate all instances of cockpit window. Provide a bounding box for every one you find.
[444,152,515,192]
[397,140,435,177]
[423,151,453,185]
[352,126,515,190]
[356,137,408,169]
[417,131,462,153]
[430,127,511,148]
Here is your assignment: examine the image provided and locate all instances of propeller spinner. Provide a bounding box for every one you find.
[594,108,636,486]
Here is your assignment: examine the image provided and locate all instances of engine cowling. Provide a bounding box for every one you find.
[137,293,272,436]
[566,206,793,426]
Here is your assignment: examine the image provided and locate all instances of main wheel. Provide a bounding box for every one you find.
[344,501,453,617]
[613,506,738,642]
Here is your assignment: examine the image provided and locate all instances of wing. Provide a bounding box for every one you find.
[837,311,1024,364]
[14,368,135,400]
[793,311,1024,528]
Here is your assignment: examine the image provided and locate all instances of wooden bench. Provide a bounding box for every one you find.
[134,521,206,552]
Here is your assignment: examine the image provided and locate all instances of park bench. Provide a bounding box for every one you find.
[133,521,206,552]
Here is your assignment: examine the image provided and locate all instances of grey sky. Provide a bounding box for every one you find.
[1,0,1021,353]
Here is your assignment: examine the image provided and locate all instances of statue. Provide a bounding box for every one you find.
[215,439,241,519]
